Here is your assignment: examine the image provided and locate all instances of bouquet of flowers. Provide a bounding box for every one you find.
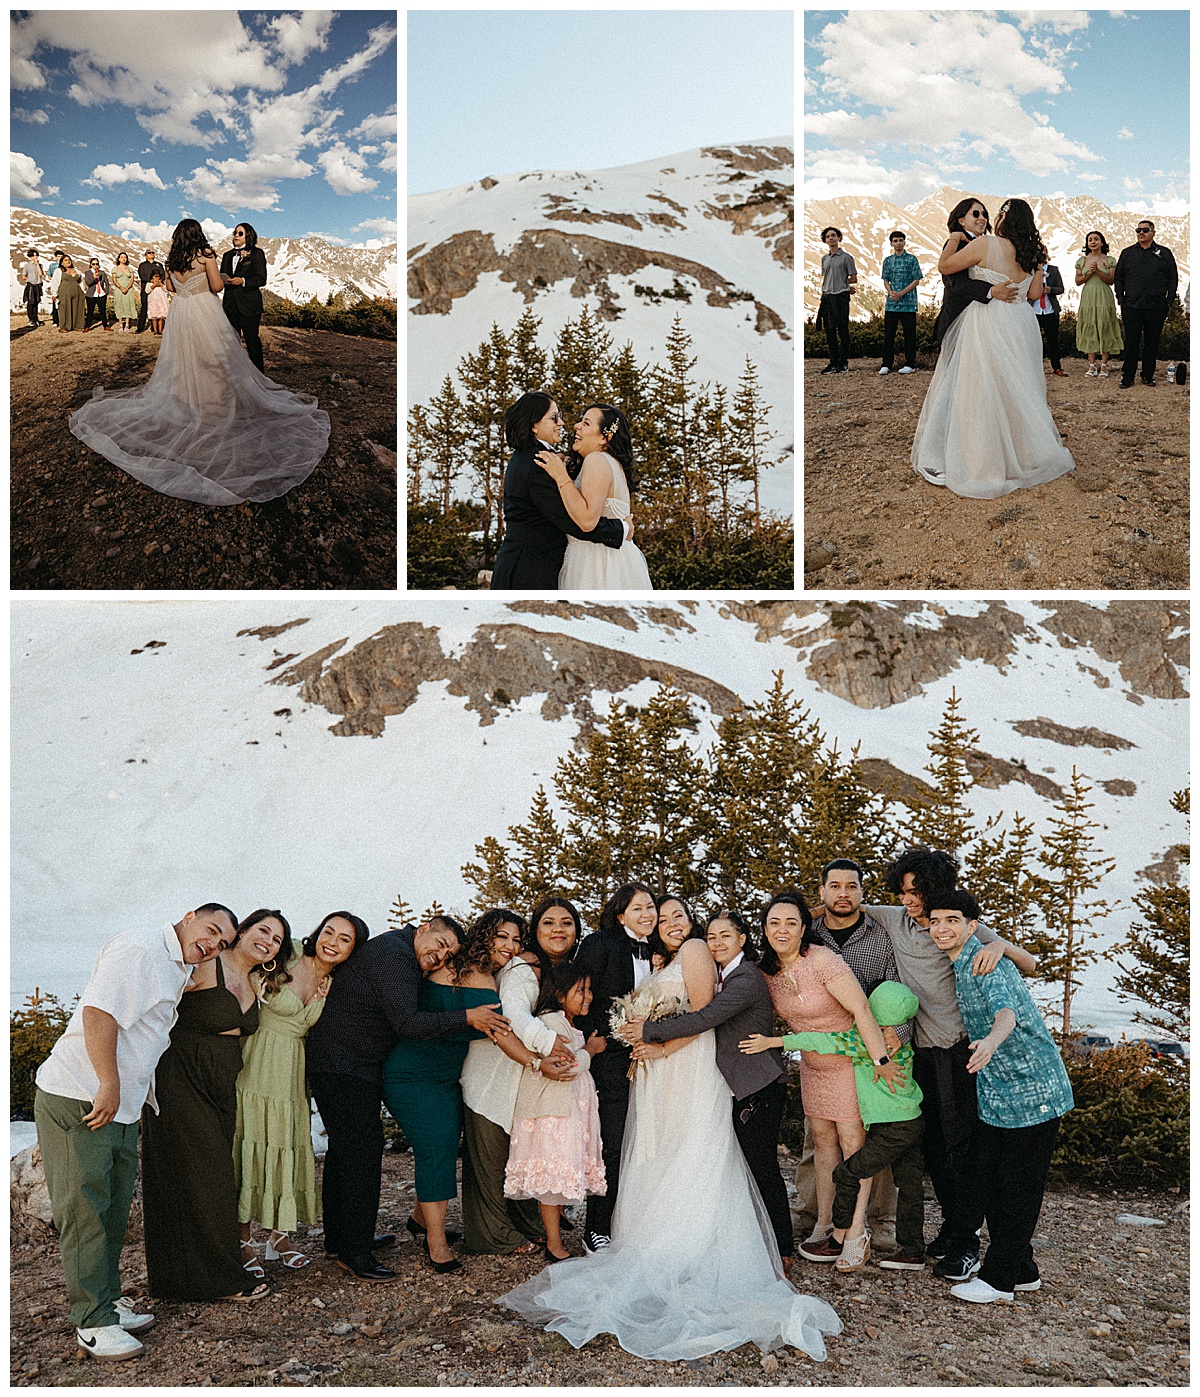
[609,982,685,1080]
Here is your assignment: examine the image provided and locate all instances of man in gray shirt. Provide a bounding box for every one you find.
[818,226,857,374]
[20,249,43,326]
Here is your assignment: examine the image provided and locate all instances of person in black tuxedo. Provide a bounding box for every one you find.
[623,910,794,1267]
[491,391,627,589]
[135,246,167,334]
[220,222,268,372]
[933,197,1019,346]
[572,881,658,1251]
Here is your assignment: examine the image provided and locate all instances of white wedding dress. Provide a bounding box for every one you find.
[68,263,330,505]
[912,233,1076,498]
[501,959,842,1361]
[558,452,653,591]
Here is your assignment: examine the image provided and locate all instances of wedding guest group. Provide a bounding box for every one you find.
[32,853,1066,1365]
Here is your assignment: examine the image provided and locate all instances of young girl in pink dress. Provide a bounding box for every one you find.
[505,963,606,1262]
[147,273,169,334]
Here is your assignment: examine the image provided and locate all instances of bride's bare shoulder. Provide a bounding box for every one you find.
[677,938,714,966]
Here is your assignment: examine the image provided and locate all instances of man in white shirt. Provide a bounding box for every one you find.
[34,903,237,1361]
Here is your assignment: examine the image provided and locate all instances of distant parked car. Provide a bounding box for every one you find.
[1130,1037,1185,1059]
[1065,1032,1115,1057]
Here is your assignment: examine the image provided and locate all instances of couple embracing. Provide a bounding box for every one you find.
[490,391,653,592]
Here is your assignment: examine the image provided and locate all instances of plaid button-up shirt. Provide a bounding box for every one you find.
[811,912,912,1045]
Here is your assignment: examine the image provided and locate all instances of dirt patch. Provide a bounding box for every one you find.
[9,1148,1189,1388]
[803,360,1189,590]
[10,316,397,589]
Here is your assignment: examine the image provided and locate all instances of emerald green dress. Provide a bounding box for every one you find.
[233,966,325,1231]
[383,981,489,1201]
[1074,255,1123,354]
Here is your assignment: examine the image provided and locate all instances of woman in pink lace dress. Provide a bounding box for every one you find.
[505,963,606,1262]
[748,891,895,1270]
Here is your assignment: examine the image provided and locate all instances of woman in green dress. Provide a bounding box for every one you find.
[111,251,138,331]
[1075,230,1122,377]
[56,256,86,332]
[235,911,367,1273]
[383,955,500,1273]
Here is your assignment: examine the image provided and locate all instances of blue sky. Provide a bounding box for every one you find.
[805,10,1188,215]
[408,9,793,195]
[11,10,397,247]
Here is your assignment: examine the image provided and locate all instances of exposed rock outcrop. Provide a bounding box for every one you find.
[1036,602,1188,701]
[11,1144,53,1225]
[1010,718,1136,751]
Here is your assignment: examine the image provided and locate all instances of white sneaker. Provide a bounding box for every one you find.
[114,1297,156,1333]
[878,366,890,375]
[898,365,915,374]
[951,1277,1013,1304]
[1013,1277,1042,1292]
[75,1325,144,1361]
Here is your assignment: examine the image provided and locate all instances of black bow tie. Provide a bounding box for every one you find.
[630,941,652,962]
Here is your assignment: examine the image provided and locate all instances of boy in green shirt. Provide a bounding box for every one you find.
[786,981,926,1271]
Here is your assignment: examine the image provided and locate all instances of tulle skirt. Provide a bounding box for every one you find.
[559,536,653,591]
[68,289,330,505]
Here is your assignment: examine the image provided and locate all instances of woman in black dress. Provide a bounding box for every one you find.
[141,910,286,1300]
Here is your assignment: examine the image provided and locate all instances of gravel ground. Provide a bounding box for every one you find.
[10,315,397,589]
[10,1146,1189,1388]
[803,357,1189,591]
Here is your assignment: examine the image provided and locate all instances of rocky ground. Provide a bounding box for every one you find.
[9,315,397,589]
[803,358,1189,590]
[10,1146,1188,1388]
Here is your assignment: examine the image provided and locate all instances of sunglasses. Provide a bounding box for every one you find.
[1136,226,1152,234]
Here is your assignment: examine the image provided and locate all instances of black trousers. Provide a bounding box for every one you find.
[820,292,851,367]
[309,1071,384,1257]
[974,1116,1060,1292]
[831,1115,926,1254]
[882,310,917,369]
[85,297,110,330]
[912,1041,983,1254]
[1036,311,1061,369]
[137,287,150,332]
[1120,304,1168,384]
[733,1079,793,1256]
[585,1073,630,1238]
[24,284,42,325]
[224,301,265,372]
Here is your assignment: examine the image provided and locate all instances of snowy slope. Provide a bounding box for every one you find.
[408,141,794,516]
[11,599,1188,1040]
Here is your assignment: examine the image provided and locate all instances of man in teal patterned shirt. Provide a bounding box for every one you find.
[879,231,923,376]
[928,888,1074,1306]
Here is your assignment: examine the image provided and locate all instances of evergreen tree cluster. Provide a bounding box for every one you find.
[407,307,793,589]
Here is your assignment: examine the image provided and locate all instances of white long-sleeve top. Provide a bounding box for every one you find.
[460,957,557,1131]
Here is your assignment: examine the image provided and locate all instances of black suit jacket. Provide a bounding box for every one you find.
[219,247,268,318]
[642,959,785,1100]
[933,231,995,346]
[574,928,643,1089]
[490,446,624,590]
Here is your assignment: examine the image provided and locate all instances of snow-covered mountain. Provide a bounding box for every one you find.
[11,599,1188,1040]
[804,187,1190,320]
[9,205,398,309]
[408,141,794,515]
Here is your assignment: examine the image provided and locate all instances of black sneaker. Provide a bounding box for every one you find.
[925,1231,952,1262]
[933,1250,982,1282]
[583,1231,611,1253]
[820,364,837,375]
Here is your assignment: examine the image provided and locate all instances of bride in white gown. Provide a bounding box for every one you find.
[535,405,653,591]
[69,218,330,505]
[501,936,841,1361]
[912,198,1075,499]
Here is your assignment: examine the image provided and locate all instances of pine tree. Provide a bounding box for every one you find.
[632,686,710,901]
[906,688,980,856]
[704,384,737,534]
[1030,768,1115,1038]
[1113,789,1189,1038]
[423,375,470,514]
[550,306,614,414]
[420,900,448,923]
[461,787,570,914]
[458,323,515,555]
[729,357,776,521]
[406,404,427,506]
[509,307,549,392]
[649,316,705,523]
[388,895,416,929]
[963,812,1044,944]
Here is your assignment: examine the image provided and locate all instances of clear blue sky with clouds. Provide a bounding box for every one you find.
[408,9,793,195]
[805,10,1188,214]
[11,10,397,247]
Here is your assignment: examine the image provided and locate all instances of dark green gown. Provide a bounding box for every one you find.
[142,958,259,1299]
[382,981,490,1201]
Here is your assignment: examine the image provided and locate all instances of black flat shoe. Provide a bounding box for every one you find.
[544,1247,571,1264]
[325,1233,397,1255]
[405,1217,461,1244]
[421,1234,463,1274]
[335,1252,398,1282]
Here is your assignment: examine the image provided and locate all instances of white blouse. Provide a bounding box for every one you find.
[460,958,556,1131]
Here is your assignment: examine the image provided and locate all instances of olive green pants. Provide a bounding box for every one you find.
[459,1106,544,1253]
[35,1089,139,1328]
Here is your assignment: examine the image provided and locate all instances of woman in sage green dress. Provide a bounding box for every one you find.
[383,964,500,1273]
[56,257,86,333]
[235,912,366,1272]
[111,252,138,330]
[1075,231,1122,377]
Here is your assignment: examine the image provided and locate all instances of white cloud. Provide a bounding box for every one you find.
[179,153,314,213]
[318,144,379,196]
[1116,127,1134,140]
[266,11,333,67]
[806,11,1100,185]
[353,216,397,239]
[1122,176,1143,191]
[13,106,49,124]
[112,212,236,246]
[83,162,167,191]
[1076,172,1105,183]
[1113,198,1188,219]
[11,151,59,201]
[72,197,103,206]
